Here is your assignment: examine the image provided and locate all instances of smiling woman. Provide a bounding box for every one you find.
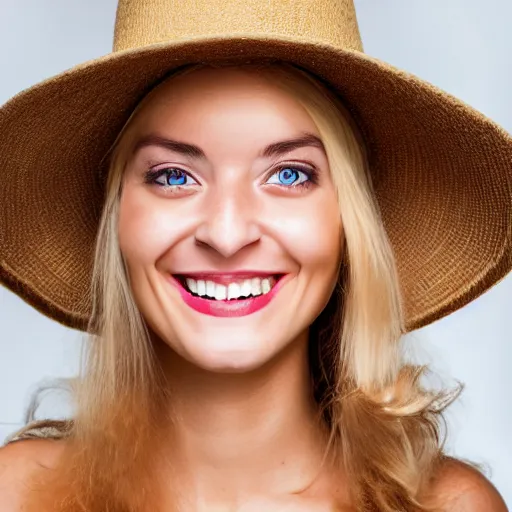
[0,1,511,511]
[113,66,345,376]
[0,59,497,512]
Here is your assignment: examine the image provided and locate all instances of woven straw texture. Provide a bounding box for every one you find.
[0,0,511,333]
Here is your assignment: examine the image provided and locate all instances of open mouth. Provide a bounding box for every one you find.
[168,273,289,317]
[174,274,284,301]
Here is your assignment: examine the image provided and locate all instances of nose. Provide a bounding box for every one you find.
[194,189,262,258]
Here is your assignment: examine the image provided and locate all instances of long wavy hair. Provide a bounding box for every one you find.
[22,60,463,512]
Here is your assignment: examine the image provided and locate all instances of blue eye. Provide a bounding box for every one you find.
[265,166,312,187]
[144,165,318,191]
[145,168,199,188]
[166,169,186,186]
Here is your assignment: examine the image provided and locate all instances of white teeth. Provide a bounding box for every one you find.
[241,279,252,297]
[251,277,262,296]
[186,278,197,294]
[214,284,227,300]
[227,282,241,300]
[196,279,206,296]
[181,276,277,300]
[206,280,216,297]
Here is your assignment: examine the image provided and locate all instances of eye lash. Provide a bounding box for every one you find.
[142,163,320,188]
[266,163,320,187]
[143,166,189,185]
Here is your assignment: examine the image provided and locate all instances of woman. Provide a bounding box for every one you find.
[0,1,510,511]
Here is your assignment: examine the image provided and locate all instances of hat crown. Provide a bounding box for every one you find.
[113,0,364,53]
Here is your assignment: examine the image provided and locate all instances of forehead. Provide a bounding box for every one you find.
[130,67,319,138]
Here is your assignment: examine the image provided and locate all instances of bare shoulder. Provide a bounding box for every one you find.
[0,439,66,511]
[425,457,508,512]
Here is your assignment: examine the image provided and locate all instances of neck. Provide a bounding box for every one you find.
[156,332,335,507]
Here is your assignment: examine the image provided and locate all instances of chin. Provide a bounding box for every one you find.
[180,336,280,374]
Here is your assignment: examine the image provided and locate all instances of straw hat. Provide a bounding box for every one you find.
[0,0,511,333]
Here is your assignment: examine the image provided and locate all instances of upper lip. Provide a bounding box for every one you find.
[173,271,285,285]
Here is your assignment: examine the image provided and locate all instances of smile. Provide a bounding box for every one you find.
[168,273,287,317]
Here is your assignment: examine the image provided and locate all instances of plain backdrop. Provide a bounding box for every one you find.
[0,0,510,506]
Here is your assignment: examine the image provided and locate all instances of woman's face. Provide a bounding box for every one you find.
[118,66,343,372]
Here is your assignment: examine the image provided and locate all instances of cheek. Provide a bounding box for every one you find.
[117,185,169,267]
[277,196,342,272]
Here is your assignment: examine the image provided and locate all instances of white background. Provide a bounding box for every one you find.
[0,0,510,506]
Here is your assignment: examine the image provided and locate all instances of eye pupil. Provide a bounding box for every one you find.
[167,169,186,186]
[279,168,297,185]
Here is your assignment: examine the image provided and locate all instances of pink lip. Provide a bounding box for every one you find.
[168,274,289,318]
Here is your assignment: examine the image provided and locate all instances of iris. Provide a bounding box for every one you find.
[166,170,186,186]
[278,168,299,185]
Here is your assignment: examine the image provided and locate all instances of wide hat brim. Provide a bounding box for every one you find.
[0,34,511,333]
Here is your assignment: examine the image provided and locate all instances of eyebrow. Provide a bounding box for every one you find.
[131,132,326,160]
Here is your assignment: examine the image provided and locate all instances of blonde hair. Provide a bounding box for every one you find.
[23,60,462,511]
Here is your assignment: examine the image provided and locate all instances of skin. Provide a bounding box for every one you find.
[0,67,507,512]
[118,67,342,374]
[117,67,346,508]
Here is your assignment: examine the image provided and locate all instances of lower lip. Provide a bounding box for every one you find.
[168,276,288,318]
